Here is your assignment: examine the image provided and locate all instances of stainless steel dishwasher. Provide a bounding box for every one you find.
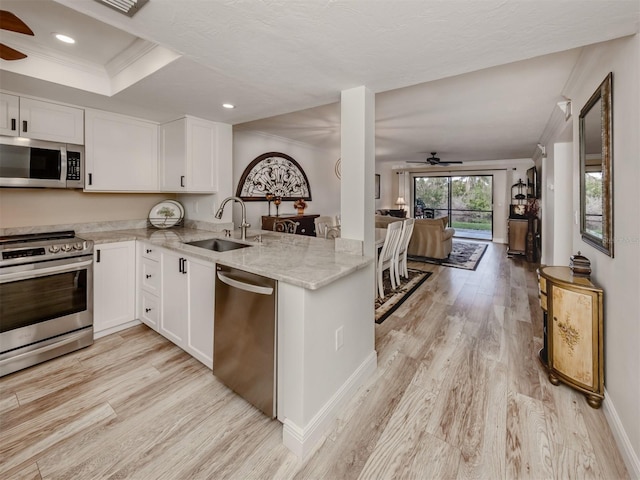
[214,264,277,418]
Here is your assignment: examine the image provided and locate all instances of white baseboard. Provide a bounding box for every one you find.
[603,388,640,479]
[282,350,377,459]
[93,319,141,340]
[493,237,505,244]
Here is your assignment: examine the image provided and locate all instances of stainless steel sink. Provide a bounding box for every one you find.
[186,238,252,252]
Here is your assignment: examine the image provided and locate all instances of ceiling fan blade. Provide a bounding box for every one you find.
[0,11,34,36]
[0,43,27,60]
[442,161,464,164]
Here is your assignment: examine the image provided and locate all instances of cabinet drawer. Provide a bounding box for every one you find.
[141,258,160,294]
[539,292,547,311]
[141,244,160,262]
[539,276,547,295]
[140,292,159,331]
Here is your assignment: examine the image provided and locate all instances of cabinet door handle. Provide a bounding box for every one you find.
[96,250,101,263]
[146,248,152,254]
[22,120,27,132]
[182,258,187,275]
[146,274,152,279]
[178,258,183,273]
[11,118,16,131]
[180,175,185,187]
[88,173,93,186]
[145,307,152,313]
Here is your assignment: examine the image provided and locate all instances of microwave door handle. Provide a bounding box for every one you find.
[60,146,68,182]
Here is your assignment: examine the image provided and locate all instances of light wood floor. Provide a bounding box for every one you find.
[1,243,629,479]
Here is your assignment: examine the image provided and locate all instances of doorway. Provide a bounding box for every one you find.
[413,175,493,241]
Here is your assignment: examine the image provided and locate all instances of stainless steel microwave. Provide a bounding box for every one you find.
[0,136,84,189]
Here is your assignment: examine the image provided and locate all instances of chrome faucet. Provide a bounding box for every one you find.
[215,196,250,240]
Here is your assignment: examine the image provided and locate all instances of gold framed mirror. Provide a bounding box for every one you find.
[579,72,613,257]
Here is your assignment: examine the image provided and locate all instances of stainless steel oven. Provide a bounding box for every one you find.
[0,231,94,376]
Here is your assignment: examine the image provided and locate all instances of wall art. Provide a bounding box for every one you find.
[236,152,312,201]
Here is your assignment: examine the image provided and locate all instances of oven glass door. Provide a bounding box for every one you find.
[0,258,90,334]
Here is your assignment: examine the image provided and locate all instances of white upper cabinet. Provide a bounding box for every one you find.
[0,93,19,136]
[0,93,84,144]
[85,108,158,192]
[160,116,231,193]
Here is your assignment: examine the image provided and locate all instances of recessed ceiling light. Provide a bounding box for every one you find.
[54,33,75,44]
[222,103,235,109]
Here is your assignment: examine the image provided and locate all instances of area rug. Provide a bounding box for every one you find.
[408,240,488,271]
[375,269,432,324]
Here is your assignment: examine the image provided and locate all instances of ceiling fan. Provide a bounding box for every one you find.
[407,152,463,166]
[0,10,34,61]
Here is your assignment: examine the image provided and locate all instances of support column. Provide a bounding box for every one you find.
[339,86,375,256]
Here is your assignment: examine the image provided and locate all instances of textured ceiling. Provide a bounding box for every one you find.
[237,48,583,163]
[0,0,638,164]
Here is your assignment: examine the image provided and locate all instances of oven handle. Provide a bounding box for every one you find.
[0,330,89,369]
[0,258,93,283]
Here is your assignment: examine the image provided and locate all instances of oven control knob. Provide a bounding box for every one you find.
[61,244,72,252]
[49,245,60,253]
[73,242,85,250]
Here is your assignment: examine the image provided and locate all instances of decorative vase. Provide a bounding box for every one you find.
[297,208,305,215]
[274,197,281,217]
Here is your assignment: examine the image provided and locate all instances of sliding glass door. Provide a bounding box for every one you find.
[413,175,493,241]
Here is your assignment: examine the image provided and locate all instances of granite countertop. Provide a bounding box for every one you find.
[81,227,373,290]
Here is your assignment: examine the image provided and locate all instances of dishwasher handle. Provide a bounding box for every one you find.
[217,271,274,296]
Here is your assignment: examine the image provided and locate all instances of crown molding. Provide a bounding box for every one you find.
[3,36,106,77]
[539,103,570,147]
[105,38,159,77]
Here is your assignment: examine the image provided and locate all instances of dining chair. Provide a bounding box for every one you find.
[324,225,340,239]
[377,220,403,299]
[314,215,334,237]
[394,218,415,285]
[273,219,299,234]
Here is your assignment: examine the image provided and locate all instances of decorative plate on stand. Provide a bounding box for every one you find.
[148,200,184,229]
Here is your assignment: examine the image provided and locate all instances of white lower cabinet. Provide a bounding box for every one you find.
[185,257,215,367]
[137,242,161,331]
[94,241,136,337]
[160,249,189,347]
[136,242,214,368]
[139,291,160,331]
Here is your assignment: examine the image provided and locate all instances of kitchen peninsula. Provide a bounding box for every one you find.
[82,225,377,459]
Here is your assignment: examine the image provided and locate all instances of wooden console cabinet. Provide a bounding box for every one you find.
[537,266,604,408]
[507,218,527,256]
[261,214,320,236]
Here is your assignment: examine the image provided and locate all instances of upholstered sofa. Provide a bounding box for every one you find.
[375,209,406,218]
[375,214,455,259]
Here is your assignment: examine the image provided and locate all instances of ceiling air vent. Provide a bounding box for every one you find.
[94,0,149,17]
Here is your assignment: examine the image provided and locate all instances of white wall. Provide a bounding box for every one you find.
[541,154,555,266]
[376,162,396,210]
[552,142,573,264]
[562,35,640,476]
[232,131,340,231]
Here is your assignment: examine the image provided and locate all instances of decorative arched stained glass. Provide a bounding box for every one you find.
[236,152,312,201]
